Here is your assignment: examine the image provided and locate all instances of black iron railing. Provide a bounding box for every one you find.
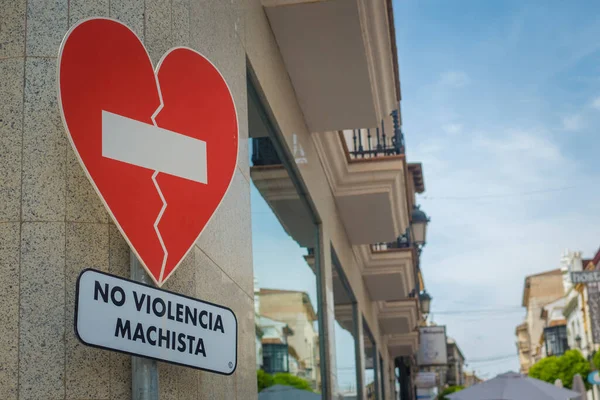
[251,137,282,166]
[348,109,405,159]
[371,229,411,251]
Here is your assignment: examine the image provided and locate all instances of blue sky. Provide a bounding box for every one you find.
[395,0,600,378]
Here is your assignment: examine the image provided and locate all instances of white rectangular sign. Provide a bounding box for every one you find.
[75,269,237,374]
[417,326,448,366]
[571,271,600,284]
[415,372,438,388]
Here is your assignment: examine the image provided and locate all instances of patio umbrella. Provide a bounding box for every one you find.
[571,373,587,400]
[446,372,582,400]
[258,385,320,400]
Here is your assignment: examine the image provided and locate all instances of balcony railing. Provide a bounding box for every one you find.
[347,109,405,159]
[371,228,411,252]
[371,228,421,299]
[252,137,282,166]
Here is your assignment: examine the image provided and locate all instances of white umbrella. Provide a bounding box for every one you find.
[446,372,582,400]
[571,373,587,400]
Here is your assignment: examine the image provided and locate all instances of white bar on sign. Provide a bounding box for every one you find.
[102,111,207,184]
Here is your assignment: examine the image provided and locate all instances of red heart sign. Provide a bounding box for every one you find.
[58,18,238,286]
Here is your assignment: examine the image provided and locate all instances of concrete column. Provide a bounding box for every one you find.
[317,226,338,398]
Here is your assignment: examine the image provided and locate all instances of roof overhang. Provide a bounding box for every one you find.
[262,0,399,132]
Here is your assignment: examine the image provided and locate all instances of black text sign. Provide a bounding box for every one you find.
[75,269,237,374]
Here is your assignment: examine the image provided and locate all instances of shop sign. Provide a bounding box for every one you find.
[58,18,238,286]
[75,269,237,374]
[571,271,600,284]
[417,326,448,366]
[588,281,600,344]
[415,372,437,388]
[416,387,436,400]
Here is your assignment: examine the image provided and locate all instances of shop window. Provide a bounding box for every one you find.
[248,80,323,395]
[332,248,360,396]
[364,319,380,400]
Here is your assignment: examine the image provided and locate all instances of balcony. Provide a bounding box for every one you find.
[250,138,315,248]
[354,229,417,302]
[388,331,419,358]
[334,304,355,335]
[376,299,419,335]
[261,0,399,133]
[312,112,410,246]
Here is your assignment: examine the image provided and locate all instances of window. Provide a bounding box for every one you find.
[544,325,569,356]
[263,343,290,374]
[248,79,324,394]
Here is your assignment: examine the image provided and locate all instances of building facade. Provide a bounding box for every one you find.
[517,269,564,373]
[446,338,465,387]
[561,249,600,360]
[1,1,429,399]
[462,371,483,388]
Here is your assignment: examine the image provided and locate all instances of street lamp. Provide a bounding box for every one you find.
[419,290,432,317]
[411,205,430,249]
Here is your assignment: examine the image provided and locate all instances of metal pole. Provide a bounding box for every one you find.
[130,251,159,400]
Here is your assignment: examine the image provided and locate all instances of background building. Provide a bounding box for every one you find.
[462,371,483,388]
[516,269,564,372]
[446,338,465,387]
[515,322,531,374]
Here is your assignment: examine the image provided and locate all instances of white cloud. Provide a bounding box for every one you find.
[411,123,599,375]
[591,96,600,110]
[439,71,470,88]
[562,114,584,131]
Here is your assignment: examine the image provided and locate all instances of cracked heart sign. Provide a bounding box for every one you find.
[58,18,238,286]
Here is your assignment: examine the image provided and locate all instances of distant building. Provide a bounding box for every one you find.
[561,249,600,359]
[258,288,320,389]
[516,269,564,373]
[462,371,483,387]
[562,248,600,400]
[446,338,465,387]
[515,322,530,373]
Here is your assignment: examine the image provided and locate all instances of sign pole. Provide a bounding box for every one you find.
[130,251,159,400]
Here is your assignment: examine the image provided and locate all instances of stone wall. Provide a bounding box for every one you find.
[0,1,254,399]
